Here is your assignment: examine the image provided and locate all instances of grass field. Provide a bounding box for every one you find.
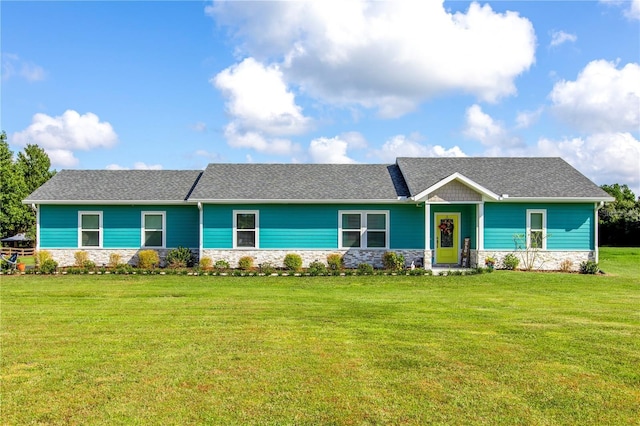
[1,247,639,425]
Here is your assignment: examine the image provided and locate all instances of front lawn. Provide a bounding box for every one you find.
[1,248,638,424]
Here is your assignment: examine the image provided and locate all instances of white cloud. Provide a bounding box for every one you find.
[208,1,536,117]
[105,162,163,170]
[463,104,524,151]
[515,107,543,129]
[537,132,640,193]
[549,30,577,47]
[599,0,640,20]
[550,60,640,133]
[11,110,118,168]
[308,137,357,164]
[213,57,310,136]
[1,53,46,82]
[223,122,300,157]
[371,135,466,163]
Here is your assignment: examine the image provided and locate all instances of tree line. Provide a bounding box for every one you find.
[0,131,56,240]
[599,184,640,247]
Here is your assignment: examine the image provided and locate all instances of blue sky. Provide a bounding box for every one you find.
[2,1,639,194]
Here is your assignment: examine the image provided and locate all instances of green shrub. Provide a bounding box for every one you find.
[138,250,160,269]
[327,253,344,271]
[260,262,275,275]
[114,264,134,274]
[238,256,254,271]
[39,259,58,274]
[382,251,405,271]
[283,253,303,272]
[579,260,599,274]
[308,260,327,276]
[356,263,374,275]
[214,259,230,270]
[166,246,195,268]
[35,250,52,267]
[198,257,212,270]
[502,253,520,270]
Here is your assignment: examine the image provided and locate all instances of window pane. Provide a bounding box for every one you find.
[82,230,99,247]
[342,214,361,230]
[237,230,256,247]
[367,231,386,248]
[145,231,163,247]
[530,213,543,230]
[531,231,542,248]
[342,231,361,248]
[145,214,163,230]
[367,213,386,230]
[82,214,99,230]
[237,214,255,230]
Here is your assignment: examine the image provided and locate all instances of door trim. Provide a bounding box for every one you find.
[434,212,461,265]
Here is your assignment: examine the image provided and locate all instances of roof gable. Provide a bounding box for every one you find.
[396,157,612,200]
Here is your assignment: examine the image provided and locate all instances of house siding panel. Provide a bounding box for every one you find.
[38,204,199,249]
[202,203,424,250]
[484,203,593,250]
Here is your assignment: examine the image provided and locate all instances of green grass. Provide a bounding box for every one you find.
[1,248,638,425]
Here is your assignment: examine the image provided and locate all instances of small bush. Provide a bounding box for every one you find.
[260,262,275,275]
[356,263,374,275]
[283,253,303,272]
[327,253,344,271]
[382,251,405,271]
[502,253,520,270]
[74,251,90,267]
[166,246,195,268]
[35,250,52,267]
[579,260,599,274]
[308,260,327,276]
[108,253,123,268]
[560,259,573,273]
[198,257,213,270]
[40,259,58,274]
[214,259,230,270]
[238,256,254,271]
[138,250,160,269]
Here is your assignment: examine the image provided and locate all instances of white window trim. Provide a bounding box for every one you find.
[338,210,389,249]
[526,209,547,249]
[78,211,103,248]
[233,210,259,249]
[141,211,166,248]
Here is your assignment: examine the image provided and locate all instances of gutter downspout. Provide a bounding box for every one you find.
[33,204,40,251]
[198,202,203,262]
[594,201,604,263]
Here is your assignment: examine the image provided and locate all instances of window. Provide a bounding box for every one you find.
[339,211,388,249]
[79,211,102,248]
[526,209,546,249]
[234,210,259,248]
[142,211,165,248]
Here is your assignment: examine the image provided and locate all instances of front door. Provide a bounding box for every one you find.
[435,213,460,265]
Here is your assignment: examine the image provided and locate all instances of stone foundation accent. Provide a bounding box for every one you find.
[477,250,595,271]
[201,249,427,269]
[41,248,198,267]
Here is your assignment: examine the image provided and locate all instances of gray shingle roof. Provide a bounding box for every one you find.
[396,157,611,199]
[24,170,203,202]
[189,163,410,200]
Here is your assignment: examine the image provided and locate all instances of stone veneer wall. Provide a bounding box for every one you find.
[43,248,197,267]
[477,250,595,271]
[201,249,427,269]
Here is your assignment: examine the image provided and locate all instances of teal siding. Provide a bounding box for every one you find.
[484,203,593,250]
[39,204,199,249]
[203,203,424,250]
[429,204,477,250]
